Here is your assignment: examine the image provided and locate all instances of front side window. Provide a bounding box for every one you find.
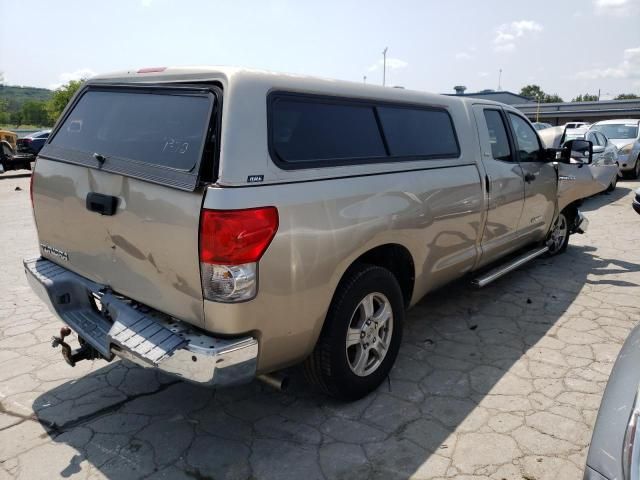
[271,98,386,163]
[483,109,512,161]
[508,113,542,162]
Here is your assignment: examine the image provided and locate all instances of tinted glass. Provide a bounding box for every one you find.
[591,123,639,140]
[50,90,212,171]
[508,114,541,162]
[272,98,386,163]
[377,107,458,157]
[483,110,512,161]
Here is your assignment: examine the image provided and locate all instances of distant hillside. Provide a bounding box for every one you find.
[0,85,53,105]
[0,85,54,126]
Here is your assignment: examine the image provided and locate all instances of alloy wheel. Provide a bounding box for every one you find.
[345,292,394,377]
[548,213,568,254]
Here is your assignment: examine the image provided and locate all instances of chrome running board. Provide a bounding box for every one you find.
[471,246,549,288]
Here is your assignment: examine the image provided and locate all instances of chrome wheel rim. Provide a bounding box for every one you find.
[548,213,568,253]
[345,292,393,377]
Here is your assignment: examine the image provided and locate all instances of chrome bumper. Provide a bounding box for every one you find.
[23,257,258,387]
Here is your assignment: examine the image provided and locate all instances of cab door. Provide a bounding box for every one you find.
[473,105,526,267]
[506,112,557,242]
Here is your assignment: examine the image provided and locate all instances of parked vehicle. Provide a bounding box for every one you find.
[564,127,619,192]
[0,129,18,150]
[584,322,640,480]
[0,140,32,172]
[25,67,597,399]
[532,122,552,131]
[590,119,640,178]
[565,122,590,129]
[16,130,51,155]
[539,126,618,193]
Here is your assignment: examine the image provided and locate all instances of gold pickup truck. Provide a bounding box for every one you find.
[25,67,594,399]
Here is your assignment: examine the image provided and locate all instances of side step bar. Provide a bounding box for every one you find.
[471,246,549,288]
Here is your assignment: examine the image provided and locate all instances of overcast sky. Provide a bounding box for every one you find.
[1,0,638,100]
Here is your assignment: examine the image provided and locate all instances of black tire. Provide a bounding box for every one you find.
[304,264,404,400]
[634,157,640,179]
[546,210,571,256]
[606,173,617,192]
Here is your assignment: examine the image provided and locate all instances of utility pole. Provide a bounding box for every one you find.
[498,68,502,90]
[382,47,388,86]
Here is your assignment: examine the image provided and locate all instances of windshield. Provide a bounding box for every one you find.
[591,124,639,140]
[50,89,212,171]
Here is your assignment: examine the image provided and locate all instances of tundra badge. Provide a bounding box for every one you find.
[41,244,69,262]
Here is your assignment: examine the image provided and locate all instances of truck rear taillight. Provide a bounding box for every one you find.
[199,207,278,302]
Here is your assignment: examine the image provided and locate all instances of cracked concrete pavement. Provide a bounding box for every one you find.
[1,172,639,480]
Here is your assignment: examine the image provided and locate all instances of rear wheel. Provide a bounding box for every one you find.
[547,211,570,256]
[304,264,404,400]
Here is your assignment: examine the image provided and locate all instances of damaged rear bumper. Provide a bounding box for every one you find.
[23,257,258,387]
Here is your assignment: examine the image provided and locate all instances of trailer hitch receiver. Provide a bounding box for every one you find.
[51,326,102,367]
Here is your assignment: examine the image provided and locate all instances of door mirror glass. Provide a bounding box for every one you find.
[561,139,593,164]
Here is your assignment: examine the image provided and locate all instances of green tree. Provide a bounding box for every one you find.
[47,80,83,124]
[10,110,23,127]
[0,99,10,124]
[572,93,599,102]
[545,93,563,103]
[520,84,545,101]
[615,93,639,100]
[519,85,564,103]
[21,100,50,126]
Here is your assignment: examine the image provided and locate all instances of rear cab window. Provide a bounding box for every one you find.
[42,85,220,191]
[269,92,460,168]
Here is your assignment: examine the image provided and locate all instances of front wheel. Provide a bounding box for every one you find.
[546,211,570,256]
[607,173,618,192]
[304,264,404,400]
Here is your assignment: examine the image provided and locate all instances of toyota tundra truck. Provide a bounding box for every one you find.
[24,67,594,399]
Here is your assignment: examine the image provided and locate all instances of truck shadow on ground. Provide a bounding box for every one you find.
[31,243,640,479]
[580,185,632,211]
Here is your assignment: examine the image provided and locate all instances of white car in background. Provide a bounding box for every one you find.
[590,119,640,178]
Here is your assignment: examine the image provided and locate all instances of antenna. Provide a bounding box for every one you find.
[498,69,502,90]
[382,47,388,86]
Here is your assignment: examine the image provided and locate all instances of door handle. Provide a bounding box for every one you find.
[86,192,118,216]
[524,172,536,183]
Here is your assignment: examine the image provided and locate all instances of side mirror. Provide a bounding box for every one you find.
[561,139,593,164]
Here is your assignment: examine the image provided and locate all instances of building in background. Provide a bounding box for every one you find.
[444,87,534,105]
[444,86,640,125]
[513,99,640,126]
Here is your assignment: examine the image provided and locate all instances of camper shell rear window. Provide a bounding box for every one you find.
[268,92,460,169]
[41,84,219,191]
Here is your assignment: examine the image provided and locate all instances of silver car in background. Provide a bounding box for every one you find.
[590,119,640,178]
[539,126,619,192]
[565,127,619,191]
[584,323,640,480]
